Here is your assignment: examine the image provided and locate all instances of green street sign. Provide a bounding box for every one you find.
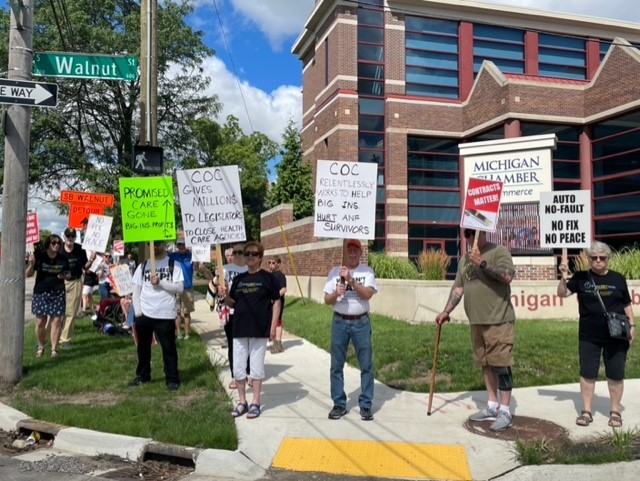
[119,176,176,243]
[33,52,139,81]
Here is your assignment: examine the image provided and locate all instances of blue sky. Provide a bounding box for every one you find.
[12,0,640,234]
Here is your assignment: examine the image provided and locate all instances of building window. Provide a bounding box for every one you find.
[538,33,586,80]
[405,16,459,99]
[473,24,524,74]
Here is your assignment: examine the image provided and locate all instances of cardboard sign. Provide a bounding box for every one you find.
[109,264,134,296]
[460,177,503,232]
[191,244,211,263]
[26,211,39,244]
[119,176,176,243]
[82,214,113,253]
[313,160,377,240]
[539,190,591,248]
[113,239,125,256]
[176,166,246,246]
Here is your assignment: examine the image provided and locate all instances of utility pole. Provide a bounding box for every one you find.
[0,0,33,387]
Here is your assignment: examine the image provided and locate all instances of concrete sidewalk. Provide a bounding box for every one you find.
[2,296,640,480]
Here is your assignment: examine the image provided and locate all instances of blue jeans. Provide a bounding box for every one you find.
[330,314,374,409]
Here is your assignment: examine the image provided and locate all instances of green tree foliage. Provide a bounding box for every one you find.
[268,120,314,219]
[0,0,220,237]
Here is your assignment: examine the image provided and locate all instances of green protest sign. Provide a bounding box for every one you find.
[119,176,176,243]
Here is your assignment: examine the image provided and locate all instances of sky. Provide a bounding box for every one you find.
[4,0,640,236]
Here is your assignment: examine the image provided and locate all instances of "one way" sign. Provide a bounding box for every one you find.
[0,79,58,108]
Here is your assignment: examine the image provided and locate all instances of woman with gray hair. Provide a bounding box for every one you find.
[557,241,635,428]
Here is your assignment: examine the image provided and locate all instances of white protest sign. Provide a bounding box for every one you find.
[176,166,246,246]
[313,160,377,240]
[109,264,134,296]
[82,214,113,253]
[191,244,211,263]
[89,253,103,273]
[540,190,591,248]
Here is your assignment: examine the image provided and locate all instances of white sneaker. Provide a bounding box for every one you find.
[490,411,513,431]
[184,335,190,340]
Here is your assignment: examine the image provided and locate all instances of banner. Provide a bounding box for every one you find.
[82,214,113,253]
[460,178,503,232]
[176,166,246,246]
[313,160,377,240]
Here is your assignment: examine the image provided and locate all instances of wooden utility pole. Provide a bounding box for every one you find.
[0,0,33,387]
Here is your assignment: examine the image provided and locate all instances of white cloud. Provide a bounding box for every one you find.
[481,0,640,23]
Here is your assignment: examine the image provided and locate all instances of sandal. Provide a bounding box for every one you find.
[575,410,593,426]
[36,346,45,358]
[608,410,623,428]
[51,350,59,359]
[246,403,261,419]
[228,381,238,389]
[231,402,248,417]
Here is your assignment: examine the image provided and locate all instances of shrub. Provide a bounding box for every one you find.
[610,245,640,280]
[417,249,451,280]
[368,252,419,280]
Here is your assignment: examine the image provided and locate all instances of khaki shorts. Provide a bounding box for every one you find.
[176,289,195,315]
[470,322,515,367]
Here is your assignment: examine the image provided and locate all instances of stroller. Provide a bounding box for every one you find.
[92,297,130,336]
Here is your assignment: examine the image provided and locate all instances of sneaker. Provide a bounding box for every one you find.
[167,382,180,392]
[490,411,513,431]
[176,334,183,340]
[183,335,190,340]
[468,406,498,422]
[328,405,347,420]
[360,407,374,421]
[128,377,150,387]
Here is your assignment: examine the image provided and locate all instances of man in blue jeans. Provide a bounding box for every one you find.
[323,239,378,421]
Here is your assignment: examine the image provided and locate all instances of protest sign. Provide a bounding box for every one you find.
[176,166,246,246]
[191,244,211,263]
[119,176,176,243]
[313,160,377,240]
[460,177,503,232]
[113,239,125,256]
[82,214,113,253]
[109,264,134,296]
[539,190,591,248]
[89,254,103,273]
[26,211,39,245]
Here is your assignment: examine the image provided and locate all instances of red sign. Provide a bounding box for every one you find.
[68,204,105,229]
[60,190,115,207]
[26,212,40,244]
[460,178,503,232]
[113,239,125,256]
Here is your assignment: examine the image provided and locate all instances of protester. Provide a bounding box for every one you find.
[59,227,92,347]
[82,267,99,314]
[436,228,516,432]
[169,238,195,340]
[558,241,636,428]
[98,253,114,299]
[129,242,184,391]
[219,241,281,419]
[26,234,71,359]
[323,239,378,421]
[267,255,287,354]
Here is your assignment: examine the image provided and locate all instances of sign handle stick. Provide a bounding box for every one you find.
[472,231,479,250]
[427,321,443,416]
[149,241,156,277]
[215,244,225,290]
[278,216,305,304]
[561,247,568,267]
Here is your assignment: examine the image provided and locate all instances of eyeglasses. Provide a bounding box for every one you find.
[50,240,61,246]
[232,250,244,255]
[244,251,260,257]
[590,256,608,262]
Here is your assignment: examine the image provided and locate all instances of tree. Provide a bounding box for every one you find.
[0,0,221,238]
[268,120,314,219]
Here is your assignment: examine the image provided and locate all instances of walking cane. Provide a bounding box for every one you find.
[427,320,443,416]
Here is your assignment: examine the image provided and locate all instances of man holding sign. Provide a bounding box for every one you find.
[436,228,517,432]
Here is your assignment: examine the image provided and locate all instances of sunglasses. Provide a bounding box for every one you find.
[244,251,260,257]
[267,261,277,265]
[590,256,608,262]
[232,250,244,255]
[50,240,61,245]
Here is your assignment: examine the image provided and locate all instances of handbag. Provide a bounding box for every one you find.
[590,274,632,341]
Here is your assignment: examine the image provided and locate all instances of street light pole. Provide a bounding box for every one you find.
[0,0,33,387]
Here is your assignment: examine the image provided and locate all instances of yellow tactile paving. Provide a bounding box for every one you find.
[272,438,472,480]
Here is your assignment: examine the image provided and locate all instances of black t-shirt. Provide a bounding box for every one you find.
[83,270,99,287]
[60,243,88,280]
[229,269,280,338]
[566,269,632,342]
[33,251,70,294]
[272,270,287,320]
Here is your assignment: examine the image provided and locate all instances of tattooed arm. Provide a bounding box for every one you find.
[482,263,515,284]
[436,286,464,325]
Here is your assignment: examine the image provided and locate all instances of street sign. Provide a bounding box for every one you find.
[33,52,139,81]
[133,145,164,174]
[0,79,58,107]
[60,190,115,207]
[68,204,105,230]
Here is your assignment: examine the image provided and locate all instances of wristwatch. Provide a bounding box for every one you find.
[479,260,487,269]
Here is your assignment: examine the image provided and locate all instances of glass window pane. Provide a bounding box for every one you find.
[474,24,524,43]
[406,83,459,98]
[408,190,461,206]
[358,26,384,44]
[596,217,640,236]
[594,174,640,197]
[359,150,384,165]
[409,206,460,222]
[595,195,640,215]
[538,64,585,80]
[408,138,459,153]
[359,133,384,149]
[406,32,458,53]
[406,66,459,87]
[406,17,458,35]
[474,40,524,61]
[358,63,384,80]
[359,98,384,115]
[592,111,640,139]
[358,9,383,27]
[521,123,580,142]
[539,33,585,51]
[408,171,459,187]
[474,57,524,74]
[408,154,459,171]
[358,44,384,62]
[359,114,384,132]
[358,79,384,96]
[553,161,581,179]
[407,49,458,69]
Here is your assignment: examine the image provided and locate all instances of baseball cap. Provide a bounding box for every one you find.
[346,239,362,250]
[64,227,77,238]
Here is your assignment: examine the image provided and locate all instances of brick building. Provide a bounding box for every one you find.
[283,0,640,279]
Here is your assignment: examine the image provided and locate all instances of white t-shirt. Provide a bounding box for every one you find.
[324,264,377,316]
[133,256,184,319]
